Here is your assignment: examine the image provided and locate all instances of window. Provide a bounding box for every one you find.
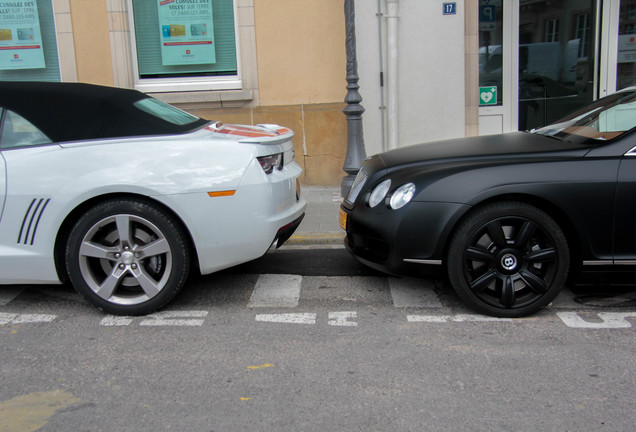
[130,0,238,90]
[0,110,52,149]
[545,18,560,42]
[575,13,591,58]
[0,0,60,82]
[479,3,503,106]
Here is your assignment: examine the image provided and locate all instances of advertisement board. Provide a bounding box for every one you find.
[0,0,45,70]
[158,0,216,66]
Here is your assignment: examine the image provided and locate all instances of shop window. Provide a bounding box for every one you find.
[130,0,238,87]
[0,0,60,82]
[519,0,596,131]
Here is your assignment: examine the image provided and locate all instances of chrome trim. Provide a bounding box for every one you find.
[583,260,636,266]
[346,169,368,203]
[582,260,613,266]
[404,258,443,265]
[625,146,636,156]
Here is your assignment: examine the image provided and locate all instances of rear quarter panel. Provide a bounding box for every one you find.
[0,136,254,283]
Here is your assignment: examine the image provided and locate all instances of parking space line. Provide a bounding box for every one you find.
[557,312,636,328]
[255,313,316,324]
[248,274,302,308]
[0,312,56,324]
[407,314,513,323]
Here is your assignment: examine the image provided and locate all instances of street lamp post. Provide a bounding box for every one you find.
[341,0,367,198]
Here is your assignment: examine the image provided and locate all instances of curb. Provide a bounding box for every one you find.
[287,232,345,246]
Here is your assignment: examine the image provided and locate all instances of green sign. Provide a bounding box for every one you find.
[479,86,497,105]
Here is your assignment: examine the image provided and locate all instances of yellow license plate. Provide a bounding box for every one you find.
[339,208,348,231]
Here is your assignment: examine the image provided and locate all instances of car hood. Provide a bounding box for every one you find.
[376,131,588,168]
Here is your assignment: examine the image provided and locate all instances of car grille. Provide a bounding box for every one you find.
[346,169,367,203]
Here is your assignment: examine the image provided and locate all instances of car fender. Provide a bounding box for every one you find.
[406,157,619,261]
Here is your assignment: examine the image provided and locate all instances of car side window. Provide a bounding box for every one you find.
[0,109,52,149]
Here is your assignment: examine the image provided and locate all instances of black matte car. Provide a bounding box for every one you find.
[340,88,636,317]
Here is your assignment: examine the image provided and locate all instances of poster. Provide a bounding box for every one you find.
[158,0,215,66]
[618,34,636,64]
[0,0,45,70]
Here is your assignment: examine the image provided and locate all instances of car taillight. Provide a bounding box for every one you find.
[257,153,283,174]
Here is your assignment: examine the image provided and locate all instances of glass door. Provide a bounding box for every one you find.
[479,0,518,135]
[616,0,636,89]
[479,0,633,134]
[518,0,597,131]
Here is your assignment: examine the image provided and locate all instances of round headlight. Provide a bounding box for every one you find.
[368,179,391,208]
[389,183,416,210]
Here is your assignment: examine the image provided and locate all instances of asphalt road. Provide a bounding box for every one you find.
[1,248,635,431]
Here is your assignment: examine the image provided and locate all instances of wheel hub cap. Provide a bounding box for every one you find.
[500,253,518,271]
[121,251,135,265]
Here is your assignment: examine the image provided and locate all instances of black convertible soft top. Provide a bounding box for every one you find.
[0,81,209,142]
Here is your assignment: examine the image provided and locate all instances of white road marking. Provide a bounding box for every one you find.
[248,274,302,308]
[255,313,317,325]
[0,312,56,324]
[328,311,357,327]
[140,311,208,326]
[557,312,636,329]
[0,313,18,324]
[100,315,134,326]
[407,314,513,323]
[388,278,442,308]
[12,314,56,324]
[0,287,25,306]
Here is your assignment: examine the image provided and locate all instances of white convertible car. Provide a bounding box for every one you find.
[0,82,306,315]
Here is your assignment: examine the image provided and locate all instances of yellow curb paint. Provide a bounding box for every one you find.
[0,390,82,432]
[287,233,344,245]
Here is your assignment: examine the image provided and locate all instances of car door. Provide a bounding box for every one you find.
[0,108,5,220]
[613,152,636,262]
[0,108,54,223]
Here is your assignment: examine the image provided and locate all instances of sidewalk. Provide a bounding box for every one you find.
[286,187,345,247]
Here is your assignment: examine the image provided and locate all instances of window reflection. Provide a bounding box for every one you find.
[518,0,596,131]
[617,0,636,90]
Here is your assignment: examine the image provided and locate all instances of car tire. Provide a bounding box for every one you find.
[447,201,569,318]
[65,199,190,315]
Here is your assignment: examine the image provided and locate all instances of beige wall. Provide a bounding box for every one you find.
[253,0,346,106]
[69,0,113,85]
[66,0,349,186]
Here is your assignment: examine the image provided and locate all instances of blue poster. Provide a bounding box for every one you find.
[158,0,216,66]
[0,0,45,70]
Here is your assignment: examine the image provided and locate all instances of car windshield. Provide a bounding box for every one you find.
[531,89,636,143]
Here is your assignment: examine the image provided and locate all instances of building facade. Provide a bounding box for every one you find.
[0,0,634,186]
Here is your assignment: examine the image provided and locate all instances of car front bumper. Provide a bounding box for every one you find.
[340,200,469,276]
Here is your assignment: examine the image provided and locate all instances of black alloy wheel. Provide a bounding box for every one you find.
[447,201,570,318]
[66,199,190,315]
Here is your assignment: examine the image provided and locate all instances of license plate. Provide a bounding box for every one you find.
[339,208,348,231]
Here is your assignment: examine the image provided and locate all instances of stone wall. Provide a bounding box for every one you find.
[189,103,347,186]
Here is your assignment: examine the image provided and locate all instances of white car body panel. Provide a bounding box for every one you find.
[0,152,5,217]
[0,127,306,284]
